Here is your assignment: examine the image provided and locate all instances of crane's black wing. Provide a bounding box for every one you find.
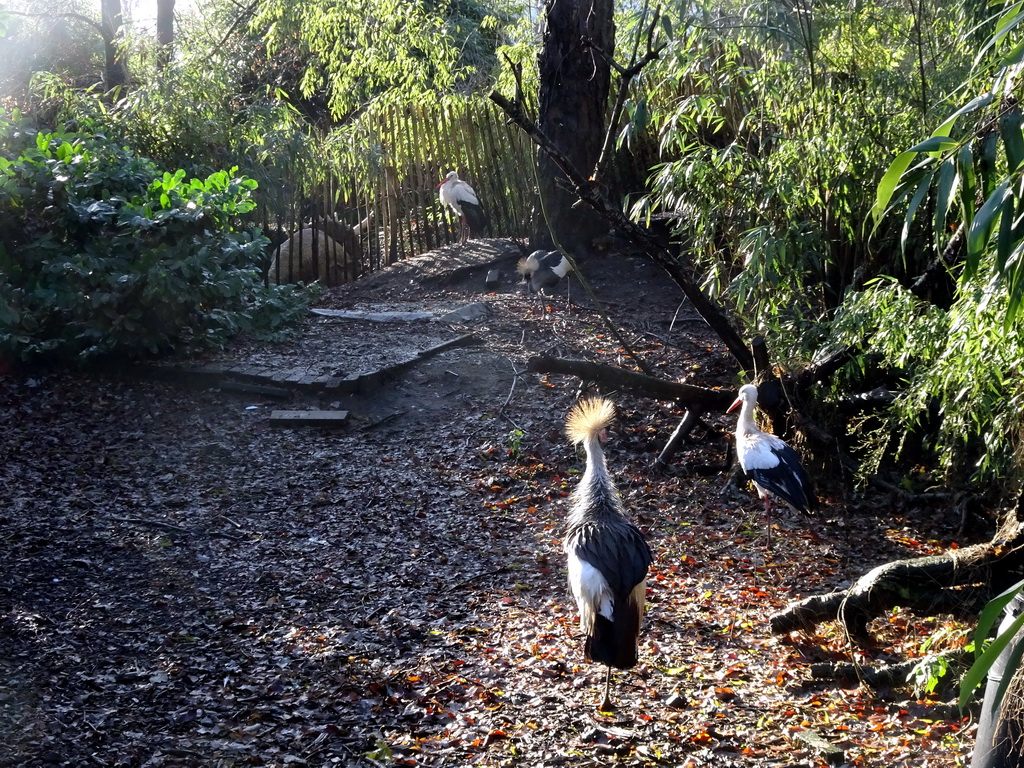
[567,518,652,596]
[565,517,653,669]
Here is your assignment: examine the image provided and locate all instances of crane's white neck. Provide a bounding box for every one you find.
[581,435,610,487]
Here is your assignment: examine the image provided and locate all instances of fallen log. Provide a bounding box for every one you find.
[269,410,349,428]
[771,552,988,641]
[310,308,435,322]
[526,355,734,409]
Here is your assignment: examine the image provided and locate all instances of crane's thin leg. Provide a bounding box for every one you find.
[763,498,773,548]
[599,666,614,711]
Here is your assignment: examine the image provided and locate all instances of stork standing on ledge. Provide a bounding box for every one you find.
[517,249,573,299]
[563,397,653,710]
[728,383,817,544]
[437,171,488,245]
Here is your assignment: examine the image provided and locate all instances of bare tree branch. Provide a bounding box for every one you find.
[4,9,104,37]
[587,3,666,182]
[527,355,735,408]
[201,0,259,64]
[489,89,755,372]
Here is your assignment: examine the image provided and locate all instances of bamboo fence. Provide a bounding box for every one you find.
[260,98,537,286]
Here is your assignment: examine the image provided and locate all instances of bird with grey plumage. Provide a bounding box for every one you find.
[517,250,572,302]
[562,397,653,710]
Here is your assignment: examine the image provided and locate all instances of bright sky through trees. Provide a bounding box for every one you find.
[127,0,194,29]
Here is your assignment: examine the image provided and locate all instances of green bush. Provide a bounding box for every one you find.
[0,113,308,363]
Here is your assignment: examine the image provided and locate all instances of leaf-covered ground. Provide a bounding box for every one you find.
[0,243,981,767]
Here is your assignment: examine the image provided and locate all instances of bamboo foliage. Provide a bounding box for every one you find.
[261,97,536,286]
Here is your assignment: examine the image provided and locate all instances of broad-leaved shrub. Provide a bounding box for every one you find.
[0,113,308,363]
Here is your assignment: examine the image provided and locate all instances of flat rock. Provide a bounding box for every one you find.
[437,302,490,324]
[269,410,350,427]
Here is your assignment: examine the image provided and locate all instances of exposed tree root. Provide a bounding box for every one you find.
[809,648,972,689]
[771,513,1024,643]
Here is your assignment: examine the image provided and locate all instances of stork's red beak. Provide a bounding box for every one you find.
[727,397,742,413]
[436,179,446,188]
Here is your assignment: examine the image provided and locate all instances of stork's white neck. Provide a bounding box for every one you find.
[735,398,760,437]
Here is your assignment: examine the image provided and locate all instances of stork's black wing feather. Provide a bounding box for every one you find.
[746,444,817,513]
[461,201,490,237]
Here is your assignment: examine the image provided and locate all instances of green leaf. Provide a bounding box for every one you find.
[932,157,958,245]
[958,143,977,233]
[974,580,1024,659]
[908,136,959,154]
[1001,36,1024,69]
[1005,264,1024,329]
[966,179,1011,279]
[959,610,1024,712]
[993,0,1024,40]
[873,150,918,224]
[633,99,648,134]
[1000,107,1024,172]
[902,172,932,257]
[661,14,673,40]
[974,0,1024,67]
[980,132,998,199]
[996,193,1016,274]
[932,93,996,139]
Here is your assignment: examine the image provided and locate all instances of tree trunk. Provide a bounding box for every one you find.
[535,0,613,252]
[101,0,129,90]
[972,593,1024,768]
[156,0,176,69]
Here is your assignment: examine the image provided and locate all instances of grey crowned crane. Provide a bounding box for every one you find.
[728,384,817,543]
[517,250,573,296]
[563,397,653,710]
[437,171,488,245]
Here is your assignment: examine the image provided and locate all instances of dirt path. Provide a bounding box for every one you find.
[0,242,975,766]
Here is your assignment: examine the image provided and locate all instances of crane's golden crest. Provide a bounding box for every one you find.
[566,397,616,444]
[516,252,548,276]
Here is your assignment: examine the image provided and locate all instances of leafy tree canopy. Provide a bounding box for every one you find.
[0,0,103,97]
[250,0,527,119]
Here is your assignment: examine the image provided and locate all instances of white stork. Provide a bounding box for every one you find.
[728,384,817,542]
[437,170,488,245]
